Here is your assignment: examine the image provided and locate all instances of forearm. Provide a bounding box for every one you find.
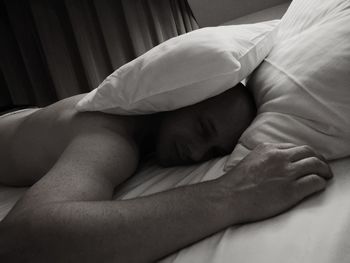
[1,143,333,262]
[1,178,237,263]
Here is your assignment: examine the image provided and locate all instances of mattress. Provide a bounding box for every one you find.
[1,155,350,262]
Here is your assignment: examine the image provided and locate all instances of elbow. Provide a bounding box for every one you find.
[0,208,54,262]
[0,221,12,262]
[0,217,35,262]
[0,206,159,263]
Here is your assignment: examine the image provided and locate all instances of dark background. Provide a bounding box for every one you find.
[0,0,198,110]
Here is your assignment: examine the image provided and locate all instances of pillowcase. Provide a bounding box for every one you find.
[225,0,350,170]
[76,20,278,115]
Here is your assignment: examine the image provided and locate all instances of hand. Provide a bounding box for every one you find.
[220,143,333,223]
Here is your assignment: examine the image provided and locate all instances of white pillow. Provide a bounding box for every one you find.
[76,21,278,115]
[225,0,350,170]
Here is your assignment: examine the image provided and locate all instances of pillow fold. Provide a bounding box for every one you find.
[76,21,278,115]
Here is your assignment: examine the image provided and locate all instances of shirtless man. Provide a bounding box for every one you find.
[0,83,332,262]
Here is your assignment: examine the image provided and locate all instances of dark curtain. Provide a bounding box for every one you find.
[0,0,198,108]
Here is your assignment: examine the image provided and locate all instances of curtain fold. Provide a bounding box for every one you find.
[0,0,198,108]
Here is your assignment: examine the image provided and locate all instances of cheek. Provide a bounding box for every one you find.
[157,118,187,147]
[155,122,194,166]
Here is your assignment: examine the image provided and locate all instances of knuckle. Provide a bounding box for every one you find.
[308,156,321,167]
[257,142,271,150]
[302,145,314,154]
[308,174,319,182]
[265,149,279,159]
[286,163,296,176]
[267,148,286,162]
[313,176,327,190]
[308,175,326,190]
[254,143,272,155]
[265,146,277,154]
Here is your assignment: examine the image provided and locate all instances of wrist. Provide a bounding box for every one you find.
[212,176,244,226]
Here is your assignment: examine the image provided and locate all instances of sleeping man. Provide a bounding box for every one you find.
[0,83,332,262]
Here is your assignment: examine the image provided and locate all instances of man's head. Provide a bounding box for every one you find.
[155,83,256,167]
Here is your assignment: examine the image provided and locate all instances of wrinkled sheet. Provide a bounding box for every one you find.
[226,0,350,172]
[1,156,350,262]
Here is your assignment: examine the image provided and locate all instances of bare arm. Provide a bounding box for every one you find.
[0,137,332,262]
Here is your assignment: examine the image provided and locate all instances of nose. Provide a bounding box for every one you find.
[190,147,206,163]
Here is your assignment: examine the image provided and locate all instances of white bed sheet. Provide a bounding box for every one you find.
[1,155,350,262]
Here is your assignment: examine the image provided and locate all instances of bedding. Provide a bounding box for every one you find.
[76,20,277,115]
[2,1,350,262]
[226,0,350,170]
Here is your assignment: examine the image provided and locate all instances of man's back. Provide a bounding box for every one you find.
[0,94,142,186]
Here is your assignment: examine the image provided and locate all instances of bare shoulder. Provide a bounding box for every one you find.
[0,93,140,186]
[62,126,140,186]
[44,94,141,185]
[40,94,137,137]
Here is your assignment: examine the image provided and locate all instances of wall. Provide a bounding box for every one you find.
[188,0,291,26]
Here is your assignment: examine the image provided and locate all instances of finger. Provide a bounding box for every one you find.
[272,143,297,149]
[256,142,296,151]
[294,174,327,201]
[283,145,326,162]
[291,157,333,180]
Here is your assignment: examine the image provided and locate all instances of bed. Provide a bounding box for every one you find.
[2,0,350,262]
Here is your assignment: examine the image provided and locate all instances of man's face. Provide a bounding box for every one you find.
[155,83,256,167]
